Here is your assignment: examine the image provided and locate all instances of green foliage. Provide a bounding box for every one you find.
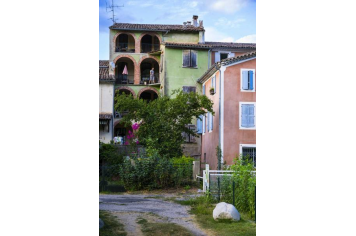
[119,154,194,191]
[114,89,214,158]
[220,156,256,220]
[99,143,124,166]
[99,210,127,236]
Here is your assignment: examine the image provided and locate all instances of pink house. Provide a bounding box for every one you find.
[197,52,256,169]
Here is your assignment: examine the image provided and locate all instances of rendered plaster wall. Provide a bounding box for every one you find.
[223,59,256,165]
[164,48,209,97]
[200,71,221,170]
[99,82,114,143]
[163,32,199,43]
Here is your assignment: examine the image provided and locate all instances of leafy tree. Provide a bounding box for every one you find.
[114,89,214,158]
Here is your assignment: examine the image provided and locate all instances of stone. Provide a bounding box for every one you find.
[99,218,104,229]
[213,202,240,221]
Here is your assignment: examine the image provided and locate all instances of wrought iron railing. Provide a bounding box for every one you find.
[115,43,135,52]
[140,73,160,84]
[115,75,134,85]
[141,43,160,53]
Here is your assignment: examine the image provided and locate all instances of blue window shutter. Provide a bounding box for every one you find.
[213,75,216,89]
[242,71,249,90]
[211,112,213,130]
[248,105,255,127]
[203,84,205,95]
[241,104,249,127]
[248,71,254,90]
[202,114,206,133]
[197,115,202,134]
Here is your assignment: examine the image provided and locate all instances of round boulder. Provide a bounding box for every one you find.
[213,202,240,221]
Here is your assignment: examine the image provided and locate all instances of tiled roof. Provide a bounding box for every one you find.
[99,60,115,82]
[164,42,256,49]
[110,23,204,32]
[197,51,256,83]
[99,112,112,119]
[205,41,256,49]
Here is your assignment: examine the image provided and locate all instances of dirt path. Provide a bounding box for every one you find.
[99,193,208,236]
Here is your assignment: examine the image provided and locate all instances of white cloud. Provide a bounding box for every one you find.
[236,34,256,43]
[204,27,235,42]
[205,0,249,14]
[214,17,246,28]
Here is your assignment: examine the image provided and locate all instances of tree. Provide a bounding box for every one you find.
[114,89,214,158]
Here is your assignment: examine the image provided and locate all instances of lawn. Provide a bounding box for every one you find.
[136,217,193,236]
[99,210,127,236]
[175,196,256,236]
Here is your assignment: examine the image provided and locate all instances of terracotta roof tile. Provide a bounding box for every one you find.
[197,51,256,83]
[164,42,256,49]
[99,60,114,82]
[110,23,204,32]
[99,112,112,119]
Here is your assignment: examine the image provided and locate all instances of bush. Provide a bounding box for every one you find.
[119,154,194,191]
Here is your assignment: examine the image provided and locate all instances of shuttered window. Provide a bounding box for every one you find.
[197,115,203,134]
[183,86,196,93]
[240,103,255,128]
[183,50,197,68]
[241,69,255,91]
[183,124,197,143]
[202,114,206,134]
[207,112,213,131]
[203,84,206,95]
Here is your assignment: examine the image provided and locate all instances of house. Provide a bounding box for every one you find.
[197,52,256,169]
[99,60,115,143]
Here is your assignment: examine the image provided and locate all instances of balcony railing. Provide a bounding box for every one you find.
[141,43,160,53]
[115,75,134,85]
[140,73,160,84]
[115,43,135,53]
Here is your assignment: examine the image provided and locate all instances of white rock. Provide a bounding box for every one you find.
[213,202,240,221]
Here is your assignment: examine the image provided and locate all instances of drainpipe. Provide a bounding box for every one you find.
[218,64,226,164]
[112,81,115,141]
[208,48,212,68]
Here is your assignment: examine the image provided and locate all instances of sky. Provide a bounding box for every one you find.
[99,0,256,60]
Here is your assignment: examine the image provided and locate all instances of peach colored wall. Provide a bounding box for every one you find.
[201,71,220,170]
[223,59,256,165]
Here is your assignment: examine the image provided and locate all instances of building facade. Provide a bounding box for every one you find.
[197,52,256,169]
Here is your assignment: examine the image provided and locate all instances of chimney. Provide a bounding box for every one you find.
[187,21,191,26]
[199,20,203,27]
[193,15,198,27]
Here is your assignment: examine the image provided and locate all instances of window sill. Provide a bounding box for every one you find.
[240,89,256,92]
[239,127,256,130]
[182,66,198,69]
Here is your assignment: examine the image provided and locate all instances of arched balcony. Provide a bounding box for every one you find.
[141,34,160,53]
[140,58,160,84]
[115,33,135,53]
[115,57,135,84]
[138,88,158,103]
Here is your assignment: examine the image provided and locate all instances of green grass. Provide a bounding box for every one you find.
[136,217,193,236]
[99,210,127,236]
[175,196,256,236]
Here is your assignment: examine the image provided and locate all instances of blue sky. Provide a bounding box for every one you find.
[99,0,256,59]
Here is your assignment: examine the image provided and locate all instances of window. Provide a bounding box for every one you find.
[202,114,206,134]
[183,50,197,68]
[207,112,213,132]
[240,144,256,167]
[197,115,203,134]
[182,86,196,93]
[239,102,256,129]
[183,124,197,143]
[241,69,255,92]
[220,53,228,60]
[212,75,216,91]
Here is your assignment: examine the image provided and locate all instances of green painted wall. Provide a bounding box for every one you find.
[164,48,208,97]
[163,32,199,43]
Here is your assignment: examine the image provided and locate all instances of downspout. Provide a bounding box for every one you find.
[218,64,226,164]
[208,48,212,68]
[112,81,115,141]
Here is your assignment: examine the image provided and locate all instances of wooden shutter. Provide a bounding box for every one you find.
[211,112,213,130]
[242,71,249,90]
[212,75,216,90]
[202,114,206,133]
[203,84,206,95]
[248,104,255,127]
[183,86,190,93]
[248,71,254,90]
[191,50,197,67]
[189,86,196,93]
[197,115,203,134]
[215,52,220,63]
[183,50,190,67]
[241,104,249,127]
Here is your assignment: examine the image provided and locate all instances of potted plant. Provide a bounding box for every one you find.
[210,87,215,95]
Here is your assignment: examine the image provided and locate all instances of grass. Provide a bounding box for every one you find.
[99,210,127,236]
[136,217,193,236]
[175,196,256,236]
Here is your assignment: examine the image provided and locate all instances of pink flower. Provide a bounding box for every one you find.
[136,140,139,144]
[132,123,140,130]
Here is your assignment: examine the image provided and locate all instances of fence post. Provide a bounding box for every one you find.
[192,161,200,181]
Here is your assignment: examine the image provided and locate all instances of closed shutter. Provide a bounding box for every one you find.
[183,50,190,67]
[212,76,215,90]
[248,105,255,127]
[191,50,197,67]
[203,84,206,95]
[211,112,213,130]
[197,115,203,134]
[189,86,196,93]
[215,52,220,63]
[242,71,249,90]
[183,86,190,93]
[241,104,255,127]
[202,114,206,133]
[248,70,254,90]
